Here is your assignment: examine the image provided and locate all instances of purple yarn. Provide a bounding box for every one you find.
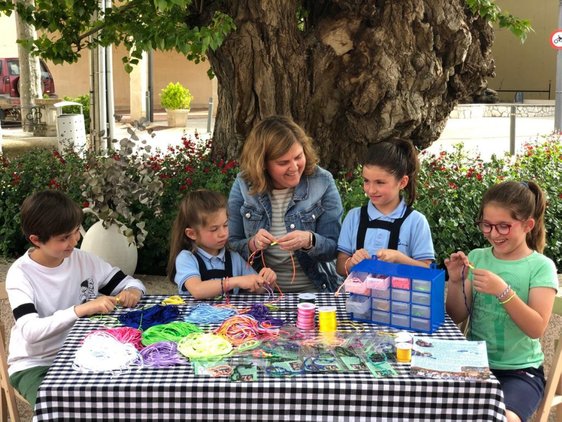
[140,341,186,368]
[246,303,284,327]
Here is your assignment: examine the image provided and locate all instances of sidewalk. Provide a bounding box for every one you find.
[1,109,556,159]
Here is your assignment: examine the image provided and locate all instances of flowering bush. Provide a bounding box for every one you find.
[133,133,238,274]
[1,132,560,274]
[0,149,85,256]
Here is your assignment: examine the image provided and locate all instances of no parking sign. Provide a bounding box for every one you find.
[550,29,562,49]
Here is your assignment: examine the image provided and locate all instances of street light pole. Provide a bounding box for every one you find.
[555,0,562,131]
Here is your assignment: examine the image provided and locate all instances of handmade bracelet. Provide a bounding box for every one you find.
[224,277,229,292]
[500,292,516,305]
[496,285,512,301]
[220,278,225,295]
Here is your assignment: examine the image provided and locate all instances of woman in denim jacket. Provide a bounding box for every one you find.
[228,116,344,293]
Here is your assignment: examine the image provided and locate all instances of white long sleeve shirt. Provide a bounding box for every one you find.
[6,248,145,376]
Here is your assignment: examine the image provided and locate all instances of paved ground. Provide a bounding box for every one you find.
[1,108,557,158]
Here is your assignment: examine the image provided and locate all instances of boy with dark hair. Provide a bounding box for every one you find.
[6,190,145,407]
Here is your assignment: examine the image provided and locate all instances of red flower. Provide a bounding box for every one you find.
[48,178,61,189]
[12,172,21,185]
[82,201,90,208]
[448,182,457,189]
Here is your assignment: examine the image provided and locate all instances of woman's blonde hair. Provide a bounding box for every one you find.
[166,189,227,282]
[239,115,319,195]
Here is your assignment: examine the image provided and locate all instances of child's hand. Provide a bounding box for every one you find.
[74,295,117,317]
[116,287,143,308]
[444,251,470,284]
[258,267,277,285]
[235,275,266,293]
[348,248,370,269]
[471,269,508,297]
[376,249,404,263]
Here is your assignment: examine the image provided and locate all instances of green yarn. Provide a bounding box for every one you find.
[141,321,202,345]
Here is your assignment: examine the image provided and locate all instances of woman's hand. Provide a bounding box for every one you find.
[251,229,276,251]
[276,230,312,252]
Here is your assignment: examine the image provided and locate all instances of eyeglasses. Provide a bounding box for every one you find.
[475,221,513,235]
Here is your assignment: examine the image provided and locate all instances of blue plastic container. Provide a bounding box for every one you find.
[345,258,445,333]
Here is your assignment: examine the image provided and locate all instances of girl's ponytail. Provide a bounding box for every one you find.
[526,181,546,253]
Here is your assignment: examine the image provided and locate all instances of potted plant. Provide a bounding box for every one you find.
[79,123,164,274]
[160,82,193,127]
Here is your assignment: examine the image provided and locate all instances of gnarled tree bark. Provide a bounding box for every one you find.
[202,0,494,171]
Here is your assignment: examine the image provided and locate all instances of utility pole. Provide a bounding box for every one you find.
[555,0,562,131]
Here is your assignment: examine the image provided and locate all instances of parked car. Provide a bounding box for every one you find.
[0,57,56,123]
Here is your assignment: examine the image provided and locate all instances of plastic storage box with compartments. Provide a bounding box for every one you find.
[344,258,445,333]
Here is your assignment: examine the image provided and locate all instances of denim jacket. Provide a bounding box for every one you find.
[228,166,344,292]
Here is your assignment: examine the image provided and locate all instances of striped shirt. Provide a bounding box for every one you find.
[266,188,316,292]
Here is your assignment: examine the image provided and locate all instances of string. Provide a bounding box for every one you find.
[161,295,185,305]
[86,327,144,350]
[119,305,180,331]
[88,314,122,327]
[177,332,233,359]
[184,303,238,325]
[72,332,142,373]
[140,341,187,368]
[214,314,280,346]
[247,244,295,294]
[244,303,284,327]
[461,264,475,337]
[141,321,203,346]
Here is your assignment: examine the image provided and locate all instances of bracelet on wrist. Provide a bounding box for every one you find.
[500,292,516,305]
[496,285,511,301]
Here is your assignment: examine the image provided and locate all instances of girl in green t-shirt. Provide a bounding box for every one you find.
[445,180,558,422]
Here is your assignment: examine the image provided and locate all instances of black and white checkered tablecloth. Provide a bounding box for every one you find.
[33,294,506,421]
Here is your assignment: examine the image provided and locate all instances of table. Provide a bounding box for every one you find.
[33,294,506,421]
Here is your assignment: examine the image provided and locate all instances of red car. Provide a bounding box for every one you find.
[0,57,56,122]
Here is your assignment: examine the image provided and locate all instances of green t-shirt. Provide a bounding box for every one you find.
[467,247,558,370]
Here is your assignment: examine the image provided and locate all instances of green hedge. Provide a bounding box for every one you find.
[1,133,560,274]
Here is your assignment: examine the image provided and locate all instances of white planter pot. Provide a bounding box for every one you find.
[166,109,189,127]
[80,221,138,276]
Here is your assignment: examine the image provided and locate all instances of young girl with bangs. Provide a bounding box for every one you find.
[446,181,558,422]
[336,138,435,276]
[168,189,276,299]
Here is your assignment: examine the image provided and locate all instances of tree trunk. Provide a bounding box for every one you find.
[206,0,494,172]
[14,0,43,132]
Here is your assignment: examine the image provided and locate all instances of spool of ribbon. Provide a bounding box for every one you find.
[317,306,337,332]
[296,302,316,330]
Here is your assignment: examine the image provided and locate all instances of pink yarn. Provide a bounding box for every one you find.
[87,327,144,350]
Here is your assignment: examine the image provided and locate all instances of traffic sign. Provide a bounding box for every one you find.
[550,29,562,49]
